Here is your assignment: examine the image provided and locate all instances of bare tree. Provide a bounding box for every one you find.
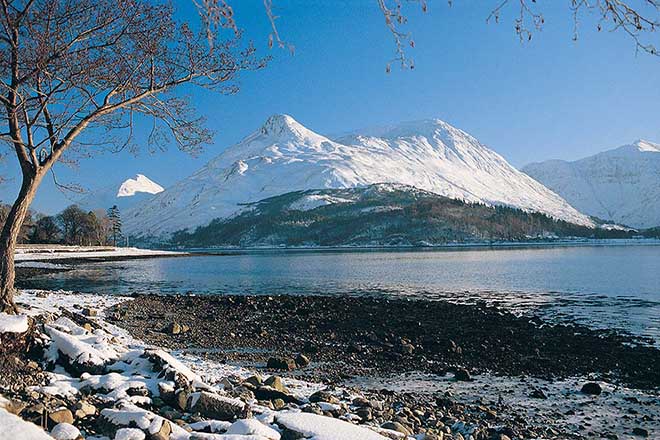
[380,0,658,69]
[246,0,658,70]
[1,0,657,313]
[0,0,264,313]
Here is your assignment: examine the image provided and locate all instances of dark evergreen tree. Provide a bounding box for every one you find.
[108,206,123,247]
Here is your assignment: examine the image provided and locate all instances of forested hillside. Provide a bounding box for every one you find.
[170,184,639,247]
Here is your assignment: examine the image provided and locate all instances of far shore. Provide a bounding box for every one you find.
[173,237,660,254]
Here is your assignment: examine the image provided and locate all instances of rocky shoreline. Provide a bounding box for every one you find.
[112,294,660,389]
[1,288,658,439]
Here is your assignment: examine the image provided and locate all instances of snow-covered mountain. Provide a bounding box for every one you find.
[523,140,660,229]
[78,174,164,211]
[124,114,593,237]
[117,174,164,198]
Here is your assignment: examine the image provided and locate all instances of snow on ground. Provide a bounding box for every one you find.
[0,407,54,439]
[0,312,29,333]
[288,194,354,211]
[50,423,82,440]
[16,262,70,269]
[273,412,387,440]
[15,246,184,262]
[11,290,391,440]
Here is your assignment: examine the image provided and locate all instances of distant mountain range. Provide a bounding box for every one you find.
[523,140,660,229]
[78,174,164,212]
[171,184,645,248]
[124,114,592,239]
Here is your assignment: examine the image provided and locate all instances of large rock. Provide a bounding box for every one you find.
[266,357,296,371]
[175,388,190,411]
[157,382,175,405]
[50,423,83,440]
[149,419,172,440]
[275,412,387,440]
[188,392,246,421]
[381,421,412,436]
[295,353,310,368]
[164,322,189,335]
[255,386,301,404]
[453,368,471,381]
[45,326,110,375]
[581,382,602,395]
[82,308,97,317]
[48,408,74,429]
[74,401,97,419]
[0,396,26,415]
[309,390,339,404]
[143,349,198,389]
[244,375,263,388]
[264,376,287,393]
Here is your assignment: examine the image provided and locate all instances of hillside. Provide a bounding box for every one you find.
[170,185,629,248]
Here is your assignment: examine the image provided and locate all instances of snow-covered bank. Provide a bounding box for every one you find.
[1,291,418,440]
[15,246,185,262]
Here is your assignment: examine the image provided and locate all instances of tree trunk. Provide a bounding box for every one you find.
[0,174,40,314]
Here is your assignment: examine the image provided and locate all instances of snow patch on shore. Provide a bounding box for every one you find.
[14,290,394,440]
[16,261,69,269]
[0,312,29,333]
[15,246,183,262]
[0,407,53,439]
[274,412,387,440]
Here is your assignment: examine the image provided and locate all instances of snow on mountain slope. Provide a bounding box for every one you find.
[78,174,164,211]
[523,140,660,229]
[124,115,593,237]
[117,174,164,197]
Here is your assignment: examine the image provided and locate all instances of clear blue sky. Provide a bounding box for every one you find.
[2,0,659,214]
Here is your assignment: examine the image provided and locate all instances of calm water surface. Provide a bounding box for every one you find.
[22,244,660,343]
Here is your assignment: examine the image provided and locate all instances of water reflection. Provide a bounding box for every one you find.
[20,244,660,344]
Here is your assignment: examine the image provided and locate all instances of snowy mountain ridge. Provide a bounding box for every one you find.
[523,139,660,229]
[124,114,593,237]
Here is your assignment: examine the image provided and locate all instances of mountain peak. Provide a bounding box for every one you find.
[341,118,474,144]
[633,139,660,152]
[260,114,308,137]
[117,174,164,198]
[524,139,660,228]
